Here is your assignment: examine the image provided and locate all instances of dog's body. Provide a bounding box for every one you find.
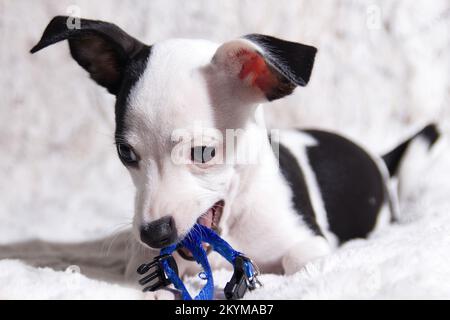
[31,16,440,299]
[124,124,392,279]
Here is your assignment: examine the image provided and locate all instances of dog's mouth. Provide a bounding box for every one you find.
[196,200,224,232]
[177,200,224,261]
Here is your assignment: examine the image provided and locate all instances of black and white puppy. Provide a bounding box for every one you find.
[31,17,439,298]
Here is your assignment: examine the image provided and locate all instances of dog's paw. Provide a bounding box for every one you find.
[143,289,177,300]
[282,236,331,275]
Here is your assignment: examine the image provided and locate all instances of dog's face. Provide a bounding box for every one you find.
[32,16,317,249]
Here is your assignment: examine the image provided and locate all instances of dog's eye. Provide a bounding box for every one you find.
[117,143,139,165]
[191,146,216,164]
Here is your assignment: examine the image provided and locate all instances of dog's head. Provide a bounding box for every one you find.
[32,16,317,250]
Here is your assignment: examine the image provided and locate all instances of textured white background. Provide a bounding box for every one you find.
[0,0,449,299]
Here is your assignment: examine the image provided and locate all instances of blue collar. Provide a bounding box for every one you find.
[137,224,261,300]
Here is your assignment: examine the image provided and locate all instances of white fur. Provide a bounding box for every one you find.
[1,0,448,300]
[125,39,227,241]
[121,39,335,283]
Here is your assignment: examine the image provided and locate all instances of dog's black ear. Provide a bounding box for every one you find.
[212,34,317,101]
[31,16,146,95]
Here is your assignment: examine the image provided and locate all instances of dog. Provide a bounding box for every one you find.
[31,16,440,299]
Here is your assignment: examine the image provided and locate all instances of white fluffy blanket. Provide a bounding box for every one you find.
[0,0,449,299]
[1,140,449,300]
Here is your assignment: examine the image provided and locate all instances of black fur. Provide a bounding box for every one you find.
[272,140,324,237]
[382,124,440,176]
[244,34,317,101]
[304,130,385,243]
[114,46,152,142]
[30,16,147,95]
[30,16,152,149]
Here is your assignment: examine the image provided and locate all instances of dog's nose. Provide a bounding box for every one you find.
[140,216,177,248]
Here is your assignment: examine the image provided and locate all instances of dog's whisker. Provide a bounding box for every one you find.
[101,220,133,257]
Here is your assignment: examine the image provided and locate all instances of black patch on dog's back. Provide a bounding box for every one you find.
[304,130,385,243]
[271,140,324,237]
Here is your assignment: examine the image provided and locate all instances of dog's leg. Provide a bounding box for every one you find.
[281,236,331,275]
[125,241,156,282]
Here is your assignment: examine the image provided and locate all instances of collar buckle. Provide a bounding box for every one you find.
[224,255,262,300]
[137,254,178,292]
